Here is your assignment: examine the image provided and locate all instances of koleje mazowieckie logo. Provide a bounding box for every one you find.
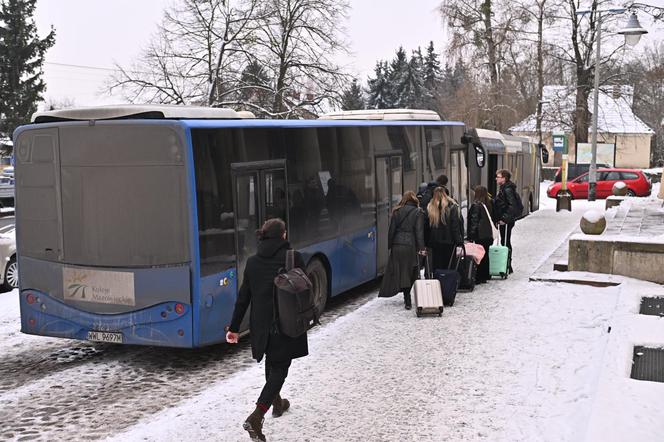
[66,271,89,299]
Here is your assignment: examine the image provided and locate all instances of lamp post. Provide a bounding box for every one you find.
[577,8,647,201]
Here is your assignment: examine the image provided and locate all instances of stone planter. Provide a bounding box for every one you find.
[580,210,606,235]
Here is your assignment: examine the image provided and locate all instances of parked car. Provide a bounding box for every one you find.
[554,163,610,182]
[547,168,652,199]
[0,224,16,290]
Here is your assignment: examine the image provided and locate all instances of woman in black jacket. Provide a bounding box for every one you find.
[425,187,463,271]
[467,185,495,283]
[226,218,307,442]
[378,191,426,309]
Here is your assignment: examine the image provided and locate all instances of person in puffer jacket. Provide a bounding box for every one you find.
[378,191,426,309]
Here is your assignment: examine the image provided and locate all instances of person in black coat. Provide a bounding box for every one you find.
[424,187,464,271]
[418,174,449,209]
[467,185,495,283]
[226,218,307,442]
[378,190,426,309]
[493,169,521,273]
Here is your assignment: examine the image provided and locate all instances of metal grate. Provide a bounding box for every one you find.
[639,297,664,317]
[631,346,664,383]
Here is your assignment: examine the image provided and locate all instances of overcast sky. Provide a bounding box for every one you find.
[34,0,446,107]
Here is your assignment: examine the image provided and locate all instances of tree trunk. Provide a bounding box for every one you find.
[575,69,591,144]
[481,0,501,130]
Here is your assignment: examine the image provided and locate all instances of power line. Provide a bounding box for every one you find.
[45,61,120,72]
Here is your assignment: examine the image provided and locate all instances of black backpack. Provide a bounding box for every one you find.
[273,250,319,338]
[513,191,524,217]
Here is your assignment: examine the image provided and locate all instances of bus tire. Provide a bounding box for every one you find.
[306,258,328,317]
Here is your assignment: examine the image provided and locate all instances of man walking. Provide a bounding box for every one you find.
[493,169,522,273]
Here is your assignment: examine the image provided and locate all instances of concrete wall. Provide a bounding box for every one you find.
[568,234,664,284]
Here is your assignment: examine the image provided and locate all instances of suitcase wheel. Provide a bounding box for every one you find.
[416,307,422,318]
[500,272,506,279]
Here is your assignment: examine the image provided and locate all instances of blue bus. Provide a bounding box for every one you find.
[14,105,533,348]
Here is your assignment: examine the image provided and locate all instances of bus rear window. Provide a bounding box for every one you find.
[16,124,191,267]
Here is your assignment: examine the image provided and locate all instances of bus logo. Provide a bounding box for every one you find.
[63,267,135,306]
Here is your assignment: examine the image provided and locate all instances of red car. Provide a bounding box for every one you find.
[547,168,652,199]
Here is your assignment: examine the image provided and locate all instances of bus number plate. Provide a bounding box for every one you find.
[87,331,123,343]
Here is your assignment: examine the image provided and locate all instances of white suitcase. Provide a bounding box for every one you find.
[411,255,444,317]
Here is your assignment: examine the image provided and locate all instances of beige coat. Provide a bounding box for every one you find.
[659,170,664,199]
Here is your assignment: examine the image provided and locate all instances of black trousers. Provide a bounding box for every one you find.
[475,238,493,282]
[257,358,292,408]
[499,222,515,269]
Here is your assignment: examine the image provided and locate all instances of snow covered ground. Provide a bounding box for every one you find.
[105,187,664,442]
[2,183,663,441]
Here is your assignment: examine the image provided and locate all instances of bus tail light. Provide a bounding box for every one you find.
[175,303,185,315]
[26,293,36,304]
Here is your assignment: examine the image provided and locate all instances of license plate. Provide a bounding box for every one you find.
[87,331,123,343]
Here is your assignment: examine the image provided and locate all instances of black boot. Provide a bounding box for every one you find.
[404,292,412,310]
[243,406,266,441]
[272,394,290,417]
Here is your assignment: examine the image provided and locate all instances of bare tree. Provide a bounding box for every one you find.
[247,0,351,118]
[439,0,520,130]
[109,0,259,106]
[547,0,629,144]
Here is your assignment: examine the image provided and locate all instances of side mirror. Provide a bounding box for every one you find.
[539,143,549,163]
[473,144,485,168]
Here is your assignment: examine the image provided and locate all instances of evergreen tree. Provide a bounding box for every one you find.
[238,60,272,117]
[0,0,55,139]
[341,79,365,110]
[388,47,409,107]
[400,49,424,108]
[422,41,441,109]
[367,61,391,109]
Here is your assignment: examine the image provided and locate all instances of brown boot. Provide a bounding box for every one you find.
[272,394,290,417]
[243,406,266,441]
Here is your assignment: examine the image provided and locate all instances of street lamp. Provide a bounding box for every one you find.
[578,8,648,201]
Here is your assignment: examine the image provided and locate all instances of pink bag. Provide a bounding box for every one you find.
[464,241,486,265]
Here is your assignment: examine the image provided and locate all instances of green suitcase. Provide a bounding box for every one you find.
[489,244,509,279]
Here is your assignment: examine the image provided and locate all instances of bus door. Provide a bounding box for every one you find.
[231,160,289,284]
[375,155,403,274]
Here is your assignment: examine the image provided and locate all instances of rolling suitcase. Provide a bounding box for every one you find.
[433,248,461,306]
[457,245,477,292]
[489,235,509,279]
[411,255,444,317]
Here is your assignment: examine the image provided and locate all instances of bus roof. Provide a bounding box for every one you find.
[178,118,464,129]
[319,109,441,121]
[31,104,249,123]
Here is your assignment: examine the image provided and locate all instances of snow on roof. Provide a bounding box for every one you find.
[32,104,244,123]
[510,85,654,135]
[319,109,441,121]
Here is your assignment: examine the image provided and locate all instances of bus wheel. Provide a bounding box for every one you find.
[306,259,328,317]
